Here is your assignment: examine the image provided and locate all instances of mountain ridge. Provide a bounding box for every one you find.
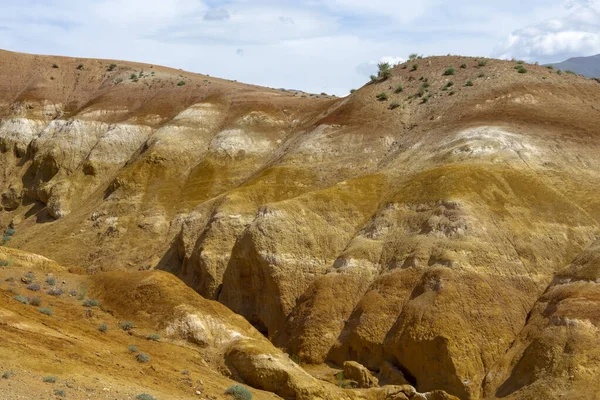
[547,53,600,77]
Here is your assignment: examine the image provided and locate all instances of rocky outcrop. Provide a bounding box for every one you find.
[344,361,379,388]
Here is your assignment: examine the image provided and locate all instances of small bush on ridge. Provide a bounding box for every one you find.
[443,67,455,76]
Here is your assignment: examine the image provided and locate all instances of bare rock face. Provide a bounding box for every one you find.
[344,361,379,388]
[1,186,21,211]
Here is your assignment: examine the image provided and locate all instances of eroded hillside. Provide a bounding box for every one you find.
[1,50,600,399]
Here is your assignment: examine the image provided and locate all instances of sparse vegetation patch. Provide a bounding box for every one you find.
[82,298,100,307]
[120,321,134,331]
[14,295,30,305]
[376,92,388,101]
[136,395,157,400]
[443,67,455,76]
[225,384,252,400]
[39,307,53,316]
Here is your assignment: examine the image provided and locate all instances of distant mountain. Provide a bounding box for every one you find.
[547,54,600,77]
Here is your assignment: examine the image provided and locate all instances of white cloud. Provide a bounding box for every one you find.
[204,8,230,21]
[494,1,600,62]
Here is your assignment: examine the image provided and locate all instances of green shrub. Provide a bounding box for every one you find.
[376,92,388,101]
[408,53,418,61]
[46,277,56,286]
[443,67,455,76]
[82,299,100,307]
[460,63,467,69]
[120,321,134,331]
[394,85,403,93]
[27,283,40,291]
[177,80,186,86]
[369,74,378,83]
[465,80,474,86]
[2,371,15,379]
[31,296,42,306]
[136,395,157,400]
[517,60,524,64]
[107,63,117,71]
[128,345,138,353]
[39,307,53,316]
[547,65,554,70]
[517,66,527,74]
[388,102,401,110]
[377,62,392,80]
[136,353,150,363]
[130,73,137,80]
[99,323,108,333]
[24,272,35,283]
[43,376,57,383]
[557,69,563,75]
[478,73,486,78]
[47,288,63,296]
[54,389,66,397]
[0,260,8,267]
[349,89,356,94]
[14,295,30,305]
[441,81,453,91]
[411,64,418,71]
[566,70,576,75]
[478,60,487,67]
[147,334,160,341]
[421,94,432,104]
[225,384,252,400]
[76,64,84,70]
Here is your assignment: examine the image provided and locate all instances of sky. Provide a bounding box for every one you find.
[0,0,599,95]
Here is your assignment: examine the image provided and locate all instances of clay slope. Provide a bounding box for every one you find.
[2,50,600,399]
